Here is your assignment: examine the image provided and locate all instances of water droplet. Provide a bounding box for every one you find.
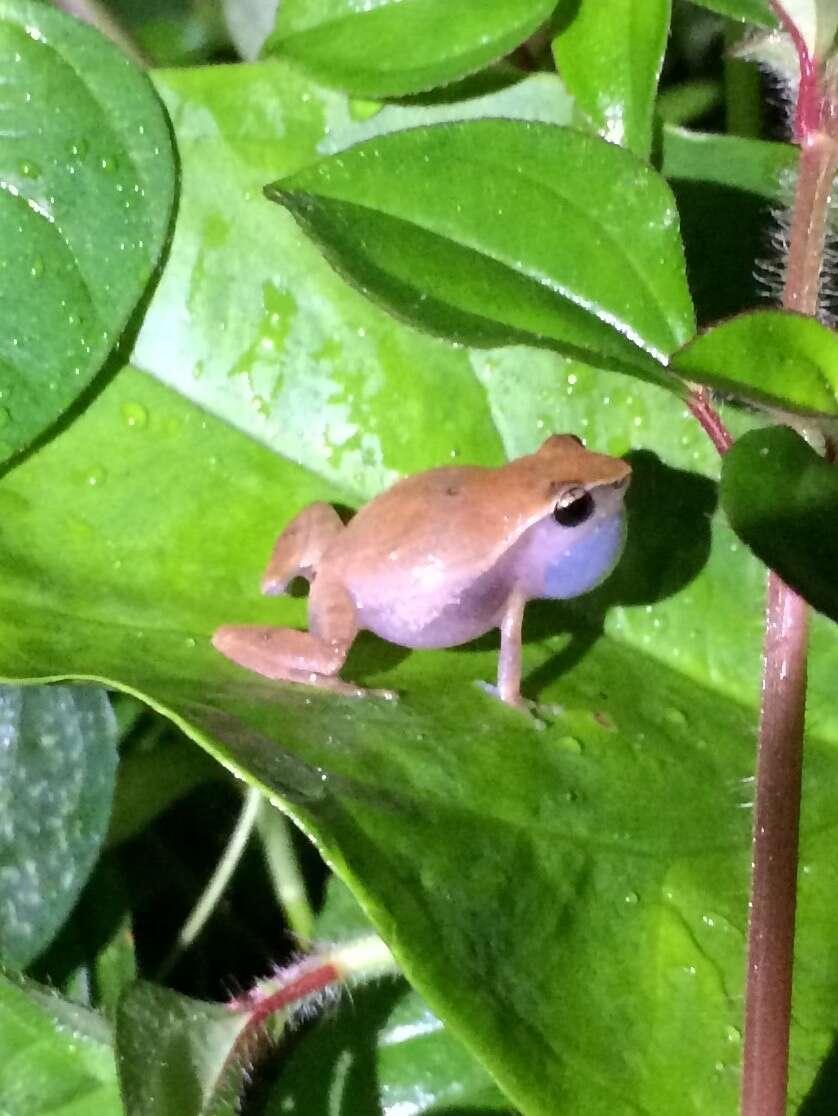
[121,401,148,430]
[18,159,40,178]
[726,1024,741,1043]
[69,138,88,159]
[184,636,197,649]
[85,466,106,487]
[29,257,44,279]
[623,891,639,906]
[664,707,688,729]
[556,735,582,753]
[100,155,117,172]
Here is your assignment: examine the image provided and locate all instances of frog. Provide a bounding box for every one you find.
[212,434,631,711]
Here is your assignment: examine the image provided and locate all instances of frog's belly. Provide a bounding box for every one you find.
[353,570,509,650]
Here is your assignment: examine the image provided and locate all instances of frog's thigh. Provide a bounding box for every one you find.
[213,578,357,683]
[496,591,528,710]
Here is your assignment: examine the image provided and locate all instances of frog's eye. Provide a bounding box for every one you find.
[554,488,595,527]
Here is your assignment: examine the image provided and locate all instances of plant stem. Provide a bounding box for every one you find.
[741,576,808,1116]
[740,13,833,1114]
[158,787,262,979]
[256,799,316,941]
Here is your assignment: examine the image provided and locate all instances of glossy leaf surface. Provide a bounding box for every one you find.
[0,0,175,465]
[267,120,695,386]
[0,61,836,1116]
[0,686,117,967]
[552,0,670,158]
[0,970,121,1115]
[721,426,838,621]
[673,310,838,416]
[265,0,556,97]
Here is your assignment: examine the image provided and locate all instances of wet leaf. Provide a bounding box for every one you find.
[265,0,556,98]
[0,969,121,1115]
[266,120,695,387]
[0,0,175,464]
[552,0,670,158]
[673,310,838,416]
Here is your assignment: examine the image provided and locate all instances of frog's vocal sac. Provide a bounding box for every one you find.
[212,435,631,711]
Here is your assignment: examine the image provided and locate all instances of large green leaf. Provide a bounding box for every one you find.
[0,686,117,967]
[0,60,836,1115]
[721,426,838,621]
[265,0,556,98]
[0,0,175,465]
[0,970,121,1116]
[673,310,838,416]
[266,120,696,387]
[552,0,671,158]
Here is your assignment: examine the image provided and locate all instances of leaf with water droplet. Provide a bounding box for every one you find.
[0,0,175,465]
[0,971,121,1114]
[265,0,557,98]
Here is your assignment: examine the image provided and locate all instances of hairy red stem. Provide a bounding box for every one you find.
[740,15,831,1115]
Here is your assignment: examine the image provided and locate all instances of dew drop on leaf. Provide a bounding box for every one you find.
[121,401,148,430]
[85,466,107,487]
[664,707,688,729]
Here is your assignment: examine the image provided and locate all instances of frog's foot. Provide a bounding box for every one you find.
[474,680,545,728]
[280,668,397,702]
[212,625,396,701]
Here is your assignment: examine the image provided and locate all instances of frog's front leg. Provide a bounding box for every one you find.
[212,576,394,699]
[261,502,344,595]
[496,590,531,712]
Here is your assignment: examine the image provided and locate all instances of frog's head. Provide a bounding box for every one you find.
[508,435,631,601]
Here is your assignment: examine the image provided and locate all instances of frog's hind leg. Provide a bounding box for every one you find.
[261,502,344,595]
[213,577,394,700]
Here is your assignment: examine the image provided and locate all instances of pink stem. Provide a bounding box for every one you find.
[739,10,832,1115]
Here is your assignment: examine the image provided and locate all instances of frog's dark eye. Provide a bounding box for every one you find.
[554,488,595,527]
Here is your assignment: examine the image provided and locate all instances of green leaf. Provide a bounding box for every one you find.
[552,0,671,158]
[0,60,836,1115]
[116,982,257,1116]
[0,0,175,466]
[267,120,695,387]
[0,685,118,967]
[721,426,838,621]
[270,877,512,1113]
[689,0,775,25]
[661,125,797,201]
[265,0,556,98]
[673,310,838,416]
[0,970,121,1116]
